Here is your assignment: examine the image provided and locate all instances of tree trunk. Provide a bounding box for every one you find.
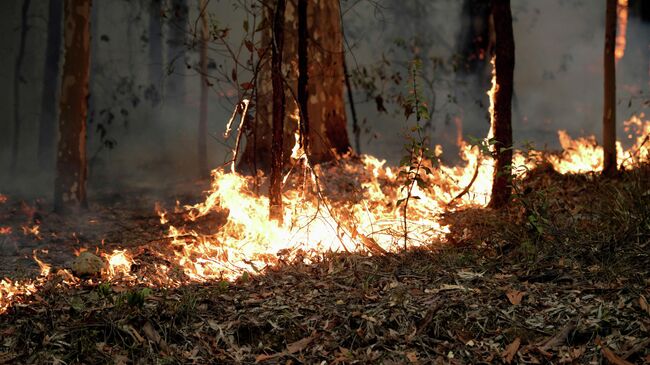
[198,0,209,178]
[54,0,91,213]
[10,0,31,173]
[269,0,286,223]
[488,0,514,209]
[166,0,188,103]
[149,0,163,104]
[603,0,617,176]
[239,0,351,172]
[297,0,310,154]
[37,0,62,171]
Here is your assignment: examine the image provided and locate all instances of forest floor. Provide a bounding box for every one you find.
[0,164,648,364]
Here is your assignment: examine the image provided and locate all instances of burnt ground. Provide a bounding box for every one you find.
[0,165,648,364]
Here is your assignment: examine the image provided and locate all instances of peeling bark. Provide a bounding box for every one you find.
[54,0,91,213]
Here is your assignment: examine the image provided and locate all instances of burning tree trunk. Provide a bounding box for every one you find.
[603,0,618,177]
[488,0,514,209]
[166,0,188,103]
[297,0,310,154]
[37,0,63,171]
[10,0,31,173]
[198,0,209,178]
[239,0,351,172]
[269,0,286,223]
[54,0,91,213]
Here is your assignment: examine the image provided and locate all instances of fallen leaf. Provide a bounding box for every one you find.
[255,353,280,363]
[502,337,521,364]
[506,290,525,305]
[287,332,318,354]
[639,295,649,315]
[595,338,634,365]
[406,351,418,363]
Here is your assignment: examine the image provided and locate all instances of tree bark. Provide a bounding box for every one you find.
[10,0,31,173]
[198,0,209,178]
[269,0,286,223]
[54,0,91,213]
[603,0,617,176]
[239,0,351,172]
[166,0,188,103]
[297,0,310,154]
[37,0,63,171]
[488,0,514,209]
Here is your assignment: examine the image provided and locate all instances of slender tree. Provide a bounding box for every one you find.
[198,0,209,178]
[269,0,286,223]
[166,0,189,103]
[149,0,164,103]
[603,0,617,176]
[54,0,91,213]
[10,0,31,173]
[37,0,63,170]
[297,0,309,154]
[488,0,515,209]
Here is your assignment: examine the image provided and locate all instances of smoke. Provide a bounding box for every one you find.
[0,0,648,198]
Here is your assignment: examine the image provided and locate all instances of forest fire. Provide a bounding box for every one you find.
[0,115,648,315]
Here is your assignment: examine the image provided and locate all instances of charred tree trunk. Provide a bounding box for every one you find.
[603,0,617,176]
[149,0,163,104]
[54,0,91,213]
[198,0,209,178]
[37,0,63,171]
[488,0,514,209]
[166,0,188,103]
[10,0,31,173]
[297,0,310,154]
[269,0,286,223]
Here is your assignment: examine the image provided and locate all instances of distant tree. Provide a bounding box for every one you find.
[269,0,286,223]
[37,0,62,170]
[455,0,492,76]
[148,0,164,104]
[54,0,91,213]
[239,0,351,171]
[603,0,617,176]
[166,0,189,103]
[488,0,514,209]
[198,0,209,178]
[10,0,31,173]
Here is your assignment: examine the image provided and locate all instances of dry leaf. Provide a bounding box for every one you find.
[639,295,649,315]
[501,337,521,364]
[255,353,280,363]
[406,351,418,363]
[595,338,634,365]
[287,332,318,354]
[506,290,525,305]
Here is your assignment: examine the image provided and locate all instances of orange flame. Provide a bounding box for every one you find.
[615,0,628,63]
